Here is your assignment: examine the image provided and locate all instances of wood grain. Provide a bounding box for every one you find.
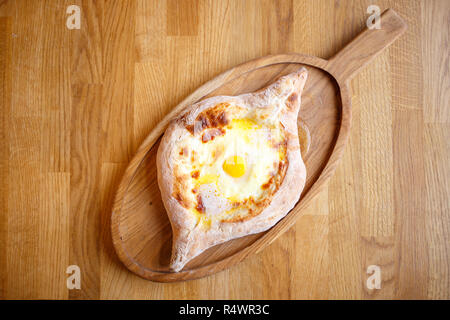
[0,15,12,299]
[0,0,449,299]
[166,0,199,36]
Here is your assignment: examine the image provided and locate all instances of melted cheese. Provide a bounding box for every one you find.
[175,110,287,224]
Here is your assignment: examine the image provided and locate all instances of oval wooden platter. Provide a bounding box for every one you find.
[112,9,406,282]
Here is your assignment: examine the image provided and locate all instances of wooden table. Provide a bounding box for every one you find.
[0,0,448,299]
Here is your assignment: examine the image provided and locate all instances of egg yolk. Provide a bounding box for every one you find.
[223,155,246,178]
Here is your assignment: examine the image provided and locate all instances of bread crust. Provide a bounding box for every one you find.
[157,68,308,271]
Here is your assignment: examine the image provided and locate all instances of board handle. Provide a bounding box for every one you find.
[327,8,407,82]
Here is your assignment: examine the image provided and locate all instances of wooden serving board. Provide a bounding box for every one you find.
[112,9,407,282]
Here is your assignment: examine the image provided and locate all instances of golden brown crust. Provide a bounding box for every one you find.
[157,68,308,272]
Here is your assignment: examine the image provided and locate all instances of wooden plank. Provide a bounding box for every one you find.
[353,53,394,238]
[36,2,72,297]
[260,0,294,54]
[38,172,70,299]
[393,109,428,299]
[101,0,135,163]
[424,124,450,299]
[135,0,166,62]
[70,0,103,85]
[388,0,423,112]
[40,0,72,173]
[360,236,396,299]
[4,0,45,298]
[67,0,105,299]
[166,0,199,36]
[133,62,168,149]
[6,164,42,298]
[0,15,12,299]
[293,0,335,58]
[9,0,45,117]
[69,84,103,299]
[421,0,450,123]
[290,215,329,299]
[328,120,363,299]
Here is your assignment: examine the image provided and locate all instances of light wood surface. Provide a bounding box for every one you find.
[1,0,449,299]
